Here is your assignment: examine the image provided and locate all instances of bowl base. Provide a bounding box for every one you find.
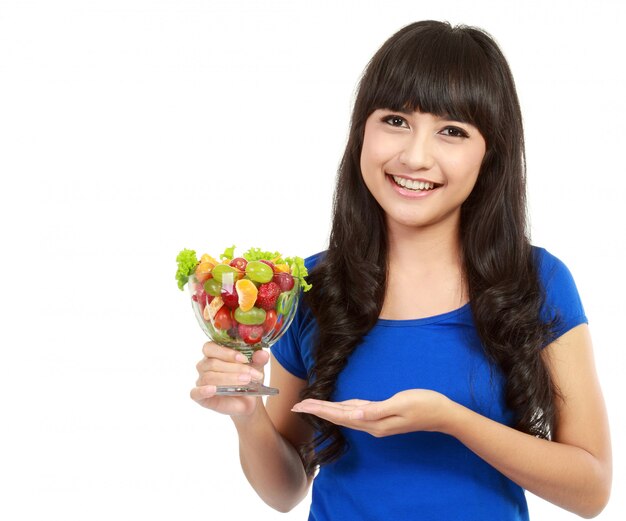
[215,383,279,396]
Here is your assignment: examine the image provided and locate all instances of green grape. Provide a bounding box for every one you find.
[204,278,222,297]
[234,306,266,325]
[212,264,242,283]
[245,261,273,283]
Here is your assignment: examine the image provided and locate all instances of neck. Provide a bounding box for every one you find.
[379,213,468,319]
[385,215,463,274]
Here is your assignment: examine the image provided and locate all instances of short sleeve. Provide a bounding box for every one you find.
[535,247,588,343]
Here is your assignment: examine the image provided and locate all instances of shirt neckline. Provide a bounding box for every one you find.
[376,301,472,327]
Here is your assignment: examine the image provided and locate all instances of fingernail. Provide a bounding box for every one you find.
[204,385,216,395]
[236,354,249,363]
[238,373,252,383]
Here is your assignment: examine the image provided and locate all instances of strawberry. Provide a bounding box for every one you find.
[256,281,281,310]
[221,284,239,310]
[238,324,264,345]
[273,272,295,292]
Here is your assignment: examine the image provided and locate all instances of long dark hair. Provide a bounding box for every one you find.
[299,20,558,476]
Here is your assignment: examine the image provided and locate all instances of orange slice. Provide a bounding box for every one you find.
[205,295,224,321]
[195,260,215,283]
[274,263,290,273]
[200,253,219,265]
[236,279,258,312]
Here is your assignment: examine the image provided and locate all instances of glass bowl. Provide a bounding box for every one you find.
[188,268,301,395]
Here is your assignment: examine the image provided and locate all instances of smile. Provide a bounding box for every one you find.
[391,175,440,191]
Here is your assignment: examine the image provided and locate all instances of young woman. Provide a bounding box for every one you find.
[190,21,612,520]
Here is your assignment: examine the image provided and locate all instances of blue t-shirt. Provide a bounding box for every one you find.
[271,247,587,521]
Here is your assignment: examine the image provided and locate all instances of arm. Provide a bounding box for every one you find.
[292,324,612,518]
[232,355,314,512]
[444,324,611,517]
[190,342,313,513]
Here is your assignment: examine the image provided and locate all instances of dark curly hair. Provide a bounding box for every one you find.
[299,20,559,476]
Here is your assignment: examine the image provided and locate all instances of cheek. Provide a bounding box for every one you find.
[360,141,375,184]
[361,138,394,182]
[468,141,487,174]
[360,131,378,169]
[445,146,485,187]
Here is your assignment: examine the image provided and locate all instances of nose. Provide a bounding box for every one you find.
[398,132,435,170]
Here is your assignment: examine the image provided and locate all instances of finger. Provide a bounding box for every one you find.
[293,398,391,424]
[196,357,264,380]
[292,404,402,436]
[251,349,270,367]
[294,398,367,412]
[337,399,372,407]
[292,401,362,424]
[202,342,249,363]
[295,399,353,409]
[190,385,217,403]
[357,401,394,421]
[197,370,261,387]
[292,400,349,414]
[189,388,254,416]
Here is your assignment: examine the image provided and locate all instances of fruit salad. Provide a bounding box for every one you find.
[176,246,311,349]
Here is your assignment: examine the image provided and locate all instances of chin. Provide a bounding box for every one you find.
[385,208,460,232]
[386,213,432,229]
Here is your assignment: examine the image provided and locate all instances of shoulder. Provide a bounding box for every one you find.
[531,246,588,339]
[532,246,581,295]
[532,246,567,273]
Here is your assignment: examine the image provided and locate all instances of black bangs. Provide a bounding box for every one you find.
[357,22,496,132]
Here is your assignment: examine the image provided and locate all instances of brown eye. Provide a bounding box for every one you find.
[440,127,469,138]
[382,115,409,128]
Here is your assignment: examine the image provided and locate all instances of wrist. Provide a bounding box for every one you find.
[437,396,468,436]
[231,398,265,430]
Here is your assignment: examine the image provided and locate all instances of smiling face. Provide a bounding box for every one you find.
[360,109,487,235]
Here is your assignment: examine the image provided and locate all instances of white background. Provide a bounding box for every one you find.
[1,0,624,519]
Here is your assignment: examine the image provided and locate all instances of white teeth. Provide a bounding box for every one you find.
[392,175,435,191]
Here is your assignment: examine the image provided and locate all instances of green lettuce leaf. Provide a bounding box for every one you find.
[242,247,283,263]
[175,249,198,290]
[285,256,312,292]
[220,245,236,261]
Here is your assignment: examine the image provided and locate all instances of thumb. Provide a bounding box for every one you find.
[251,348,270,367]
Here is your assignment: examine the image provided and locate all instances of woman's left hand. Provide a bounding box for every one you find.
[291,389,453,437]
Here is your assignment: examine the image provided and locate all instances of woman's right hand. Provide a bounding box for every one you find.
[190,341,270,417]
